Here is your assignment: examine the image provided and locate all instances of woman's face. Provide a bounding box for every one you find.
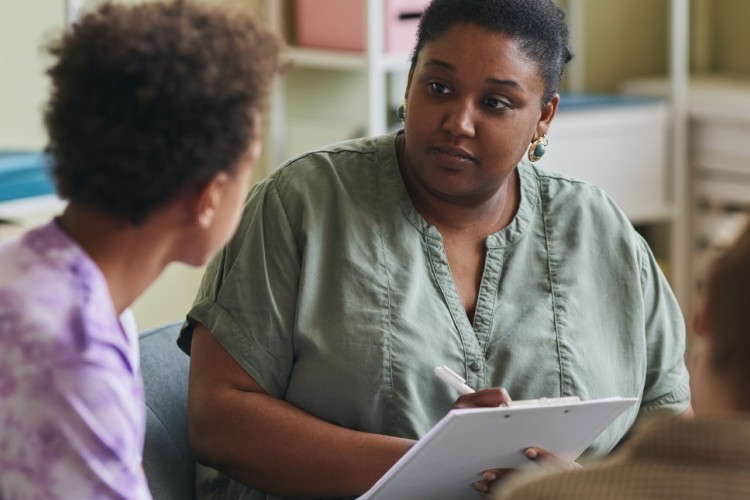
[402,23,558,204]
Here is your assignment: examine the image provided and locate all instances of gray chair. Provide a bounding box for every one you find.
[140,322,195,499]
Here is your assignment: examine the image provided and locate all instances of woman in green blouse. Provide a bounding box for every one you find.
[179,0,691,498]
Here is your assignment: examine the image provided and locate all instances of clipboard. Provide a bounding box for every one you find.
[358,396,637,500]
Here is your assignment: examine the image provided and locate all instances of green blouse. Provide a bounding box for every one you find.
[180,132,690,500]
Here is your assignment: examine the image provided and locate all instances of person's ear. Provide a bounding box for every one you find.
[193,171,231,228]
[692,295,712,339]
[535,93,560,139]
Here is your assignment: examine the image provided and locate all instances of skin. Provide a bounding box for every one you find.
[187,23,554,497]
[399,23,558,321]
[57,134,259,315]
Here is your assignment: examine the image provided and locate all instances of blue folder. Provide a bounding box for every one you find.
[0,151,56,203]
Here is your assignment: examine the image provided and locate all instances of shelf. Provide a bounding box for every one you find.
[622,75,750,123]
[286,47,411,72]
[267,0,415,167]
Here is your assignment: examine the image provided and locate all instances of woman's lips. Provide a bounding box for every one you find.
[433,145,478,167]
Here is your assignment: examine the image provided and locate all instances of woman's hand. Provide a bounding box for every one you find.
[473,468,513,497]
[454,390,580,496]
[523,447,582,470]
[474,447,583,496]
[451,387,512,409]
[449,388,513,495]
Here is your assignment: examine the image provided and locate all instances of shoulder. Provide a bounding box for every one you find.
[245,134,398,223]
[267,134,393,198]
[522,162,638,244]
[529,162,628,221]
[0,222,116,368]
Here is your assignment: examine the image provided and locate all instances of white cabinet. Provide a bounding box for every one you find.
[545,98,671,224]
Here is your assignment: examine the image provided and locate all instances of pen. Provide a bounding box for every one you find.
[434,365,475,395]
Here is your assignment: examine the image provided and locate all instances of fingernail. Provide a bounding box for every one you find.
[525,448,538,459]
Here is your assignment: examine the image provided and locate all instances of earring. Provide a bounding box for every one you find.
[527,135,548,162]
[396,99,407,122]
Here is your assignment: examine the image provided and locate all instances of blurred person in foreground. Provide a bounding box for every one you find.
[495,221,750,499]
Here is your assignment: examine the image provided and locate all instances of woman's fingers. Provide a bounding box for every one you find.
[452,387,512,409]
[472,468,514,494]
[525,447,582,469]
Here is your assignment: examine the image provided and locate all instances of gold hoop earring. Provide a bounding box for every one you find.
[527,135,548,162]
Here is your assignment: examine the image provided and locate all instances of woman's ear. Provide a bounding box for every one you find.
[536,93,560,138]
[193,171,231,228]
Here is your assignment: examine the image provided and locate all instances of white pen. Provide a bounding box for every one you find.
[434,365,475,395]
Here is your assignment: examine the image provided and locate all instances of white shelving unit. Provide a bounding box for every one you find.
[623,76,750,317]
[266,0,412,168]
[561,0,691,308]
[621,0,750,320]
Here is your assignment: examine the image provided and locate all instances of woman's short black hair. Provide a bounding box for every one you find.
[44,1,281,225]
[412,0,572,104]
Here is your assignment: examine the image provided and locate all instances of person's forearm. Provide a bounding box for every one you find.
[189,388,414,497]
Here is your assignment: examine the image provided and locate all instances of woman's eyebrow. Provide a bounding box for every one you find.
[425,58,455,71]
[487,77,522,90]
[425,59,523,90]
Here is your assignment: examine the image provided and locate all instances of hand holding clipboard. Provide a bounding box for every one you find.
[357,366,637,500]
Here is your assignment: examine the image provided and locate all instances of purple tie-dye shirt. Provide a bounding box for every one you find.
[0,220,151,499]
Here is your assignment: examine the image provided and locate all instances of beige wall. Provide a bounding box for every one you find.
[573,0,669,93]
[572,0,750,91]
[0,0,266,150]
[0,1,64,149]
[710,0,750,75]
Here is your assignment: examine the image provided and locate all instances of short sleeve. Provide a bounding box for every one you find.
[181,177,301,398]
[636,234,691,416]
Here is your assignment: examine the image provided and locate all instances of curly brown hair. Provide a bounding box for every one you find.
[44,0,281,225]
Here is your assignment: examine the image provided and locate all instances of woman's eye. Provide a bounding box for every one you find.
[485,97,509,109]
[428,82,451,94]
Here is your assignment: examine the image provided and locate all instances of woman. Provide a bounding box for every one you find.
[181,0,690,498]
[0,2,280,498]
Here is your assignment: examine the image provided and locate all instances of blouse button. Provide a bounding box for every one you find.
[470,360,482,372]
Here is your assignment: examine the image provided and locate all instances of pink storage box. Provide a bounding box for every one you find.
[296,0,430,54]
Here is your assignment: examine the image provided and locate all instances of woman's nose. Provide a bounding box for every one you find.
[442,99,476,137]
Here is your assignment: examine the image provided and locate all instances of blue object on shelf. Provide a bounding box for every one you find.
[0,151,56,203]
[558,92,662,110]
